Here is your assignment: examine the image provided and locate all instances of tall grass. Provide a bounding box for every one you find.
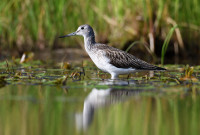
[161,25,177,65]
[0,0,200,54]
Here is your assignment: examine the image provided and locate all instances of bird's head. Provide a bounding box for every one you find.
[59,24,94,38]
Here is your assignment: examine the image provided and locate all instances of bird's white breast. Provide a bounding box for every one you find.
[88,50,110,72]
[87,50,136,75]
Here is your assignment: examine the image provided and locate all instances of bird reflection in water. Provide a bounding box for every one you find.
[75,87,147,131]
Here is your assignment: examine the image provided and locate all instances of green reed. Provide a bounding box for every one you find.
[161,25,177,65]
[0,0,200,53]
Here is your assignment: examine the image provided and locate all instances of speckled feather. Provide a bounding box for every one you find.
[92,44,165,70]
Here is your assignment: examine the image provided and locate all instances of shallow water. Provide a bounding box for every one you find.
[0,63,200,135]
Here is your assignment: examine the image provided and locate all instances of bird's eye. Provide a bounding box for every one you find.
[81,27,84,30]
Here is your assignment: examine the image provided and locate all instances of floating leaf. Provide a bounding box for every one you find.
[179,65,198,82]
[60,62,71,69]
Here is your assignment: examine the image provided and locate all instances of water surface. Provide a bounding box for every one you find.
[0,64,199,135]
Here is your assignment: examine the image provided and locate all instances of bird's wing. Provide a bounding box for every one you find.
[97,45,164,70]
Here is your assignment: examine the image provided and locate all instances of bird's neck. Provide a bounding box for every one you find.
[84,35,96,52]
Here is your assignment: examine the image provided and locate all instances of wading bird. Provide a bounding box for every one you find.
[59,24,166,79]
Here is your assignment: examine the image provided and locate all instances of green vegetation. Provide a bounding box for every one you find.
[0,58,199,86]
[0,0,200,54]
[161,25,177,65]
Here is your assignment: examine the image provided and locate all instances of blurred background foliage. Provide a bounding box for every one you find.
[0,0,200,60]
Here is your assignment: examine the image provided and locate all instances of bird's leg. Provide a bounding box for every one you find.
[127,73,131,79]
[111,73,119,80]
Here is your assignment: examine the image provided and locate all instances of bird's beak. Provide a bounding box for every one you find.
[59,31,76,38]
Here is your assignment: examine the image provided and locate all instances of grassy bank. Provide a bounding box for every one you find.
[0,0,200,54]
